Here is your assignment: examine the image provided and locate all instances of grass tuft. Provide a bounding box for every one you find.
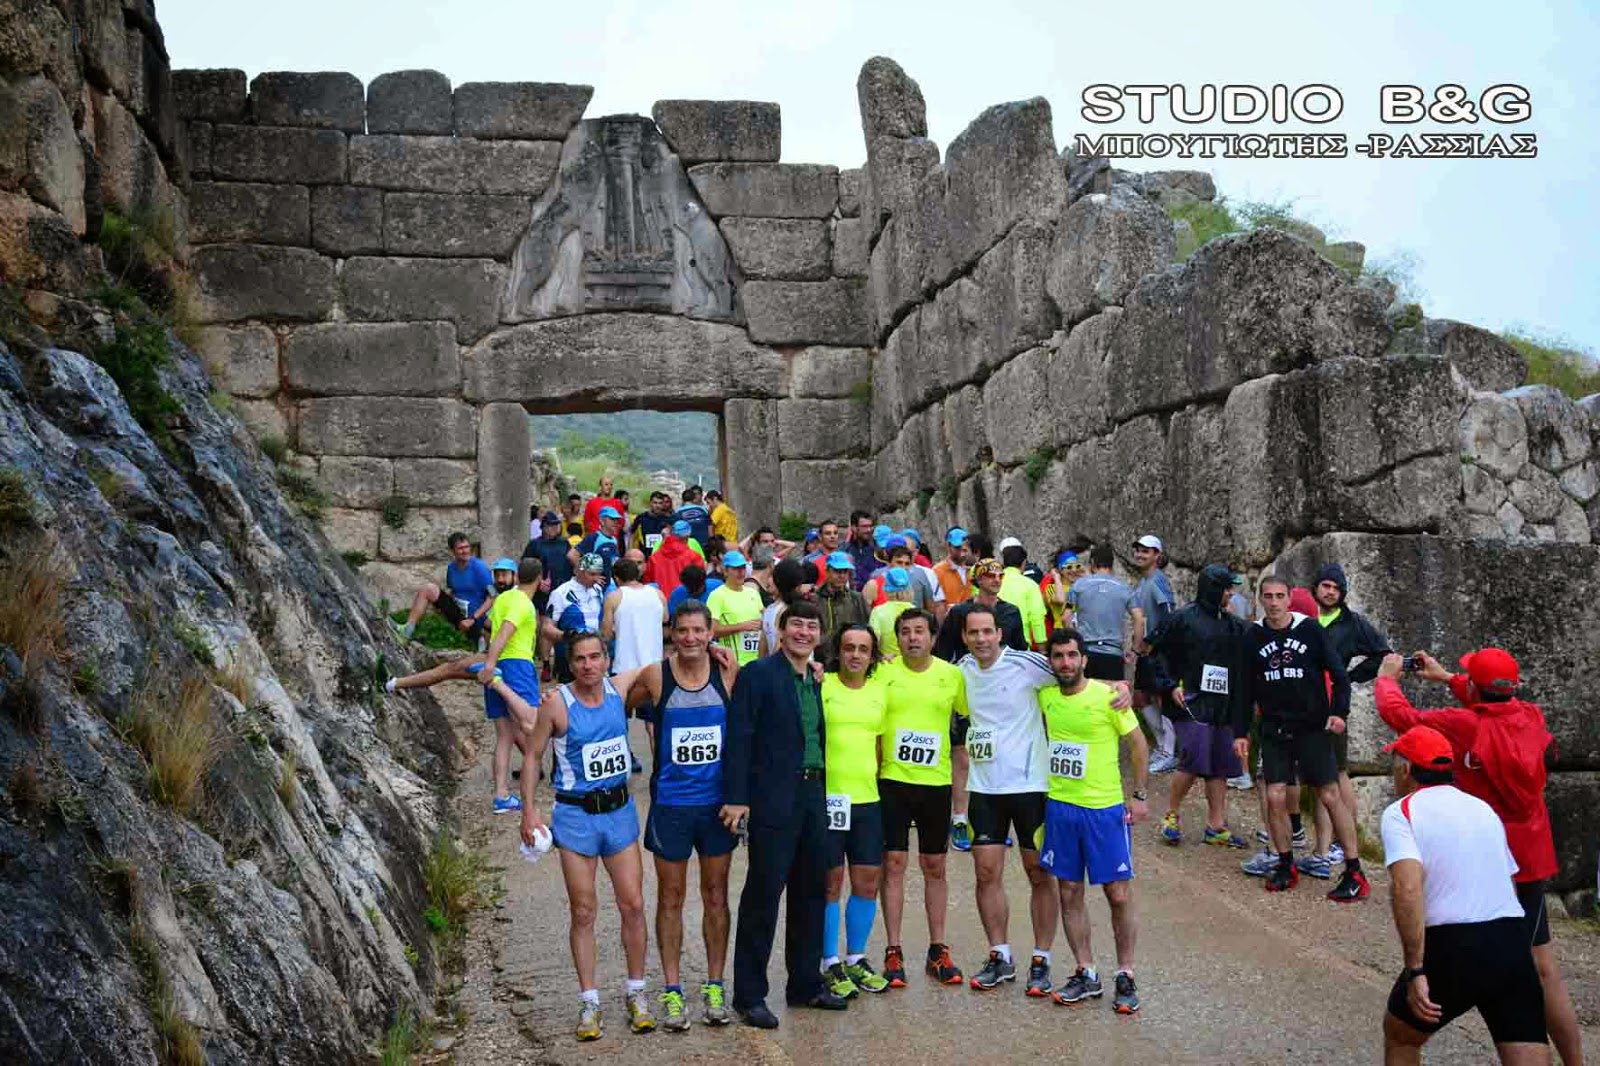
[341,550,371,571]
[277,468,328,521]
[1504,328,1600,399]
[120,672,219,816]
[278,752,298,810]
[8,760,44,815]
[172,619,215,668]
[1022,445,1057,490]
[777,510,810,542]
[259,435,288,465]
[0,467,34,527]
[0,534,69,674]
[421,830,494,939]
[389,609,475,652]
[380,1009,419,1065]
[939,475,959,507]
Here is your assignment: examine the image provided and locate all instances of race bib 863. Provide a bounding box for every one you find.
[670,725,722,765]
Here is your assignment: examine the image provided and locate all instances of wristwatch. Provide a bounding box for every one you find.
[1400,966,1426,981]
[1130,790,1148,802]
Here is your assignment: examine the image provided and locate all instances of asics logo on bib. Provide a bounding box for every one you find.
[670,725,722,765]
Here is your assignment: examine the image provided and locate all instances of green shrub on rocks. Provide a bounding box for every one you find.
[92,318,181,449]
[277,468,328,521]
[1504,329,1600,399]
[778,510,810,541]
[380,494,410,531]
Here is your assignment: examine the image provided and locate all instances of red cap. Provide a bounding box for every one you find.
[1384,726,1455,770]
[1459,647,1519,692]
[1288,587,1317,616]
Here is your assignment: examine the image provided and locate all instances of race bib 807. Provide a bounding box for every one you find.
[894,728,942,767]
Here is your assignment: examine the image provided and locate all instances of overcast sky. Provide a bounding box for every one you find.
[161,0,1600,353]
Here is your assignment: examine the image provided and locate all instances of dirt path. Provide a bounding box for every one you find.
[430,682,1596,1064]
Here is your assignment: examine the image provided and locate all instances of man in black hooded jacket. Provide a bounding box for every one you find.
[1146,564,1250,847]
[1309,562,1392,868]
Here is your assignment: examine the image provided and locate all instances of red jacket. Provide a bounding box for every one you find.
[1375,676,1557,883]
[644,535,699,601]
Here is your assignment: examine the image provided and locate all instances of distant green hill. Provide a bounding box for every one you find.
[528,411,721,488]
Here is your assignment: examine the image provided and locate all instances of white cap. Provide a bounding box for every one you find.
[1134,534,1164,551]
[997,536,1023,552]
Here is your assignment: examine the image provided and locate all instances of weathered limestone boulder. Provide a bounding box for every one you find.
[719,217,830,280]
[210,124,346,185]
[349,135,559,196]
[1558,460,1599,504]
[832,216,868,277]
[341,256,505,343]
[1,0,81,111]
[1105,229,1392,421]
[777,398,868,459]
[309,185,382,256]
[780,459,876,520]
[0,191,92,291]
[194,325,277,399]
[862,135,939,244]
[1508,385,1591,472]
[743,279,870,346]
[1046,185,1173,327]
[173,68,247,121]
[380,506,479,562]
[462,314,784,406]
[930,97,1065,289]
[1132,169,1216,208]
[452,82,592,140]
[1391,317,1526,393]
[939,384,986,480]
[1324,240,1365,274]
[838,169,863,217]
[283,322,458,397]
[382,192,531,258]
[298,397,477,458]
[322,505,381,556]
[366,70,452,135]
[317,456,394,508]
[788,346,871,399]
[1546,772,1600,896]
[1459,391,1529,480]
[91,91,179,221]
[249,71,364,133]
[187,181,309,246]
[688,163,839,219]
[476,401,531,559]
[983,344,1053,466]
[722,398,781,530]
[867,320,908,451]
[1508,465,1566,524]
[651,100,780,164]
[1048,308,1118,448]
[192,244,335,322]
[1461,463,1507,517]
[857,57,927,143]
[1274,533,1600,891]
[19,76,84,232]
[393,458,475,507]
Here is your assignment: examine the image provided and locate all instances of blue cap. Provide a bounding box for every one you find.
[672,519,691,536]
[540,510,561,524]
[826,551,854,571]
[723,549,748,568]
[599,506,622,520]
[946,527,969,546]
[899,528,921,545]
[872,523,893,547]
[1056,551,1079,568]
[805,527,820,542]
[884,566,911,592]
[885,535,909,550]
[491,557,518,572]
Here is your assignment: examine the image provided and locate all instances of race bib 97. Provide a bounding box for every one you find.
[1050,741,1087,779]
[739,629,761,654]
[966,727,996,763]
[894,728,942,767]
[645,533,664,550]
[1201,664,1230,695]
[670,725,722,765]
[581,735,630,780]
[826,793,851,830]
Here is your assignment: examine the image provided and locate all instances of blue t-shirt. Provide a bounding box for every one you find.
[668,578,722,617]
[444,558,496,617]
[673,504,712,546]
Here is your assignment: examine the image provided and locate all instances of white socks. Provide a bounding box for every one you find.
[991,943,1012,963]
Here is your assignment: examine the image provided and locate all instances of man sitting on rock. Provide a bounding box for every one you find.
[392,531,497,645]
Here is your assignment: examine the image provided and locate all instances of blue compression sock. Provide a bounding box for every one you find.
[822,899,841,962]
[845,894,877,955]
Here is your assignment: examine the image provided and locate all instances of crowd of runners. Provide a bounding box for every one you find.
[380,480,1583,1063]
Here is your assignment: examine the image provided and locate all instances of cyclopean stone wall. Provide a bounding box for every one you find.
[174,69,873,579]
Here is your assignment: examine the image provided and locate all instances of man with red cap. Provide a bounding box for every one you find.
[1376,649,1581,1066]
[1379,725,1549,1066]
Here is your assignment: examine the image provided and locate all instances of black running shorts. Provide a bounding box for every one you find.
[968,791,1047,851]
[1385,917,1547,1045]
[1260,729,1338,789]
[1516,880,1552,948]
[1085,652,1125,682]
[880,779,952,855]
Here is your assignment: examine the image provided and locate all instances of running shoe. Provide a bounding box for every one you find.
[969,951,1016,990]
[1159,811,1182,844]
[1113,971,1140,1014]
[1226,772,1253,790]
[1240,849,1279,877]
[1202,825,1247,849]
[700,982,732,1026]
[951,821,973,852]
[1025,955,1052,997]
[926,944,963,985]
[1327,868,1371,903]
[1148,752,1179,775]
[826,962,859,999]
[1327,841,1345,864]
[1265,863,1299,892]
[659,988,690,1032]
[575,1000,602,1041]
[1295,853,1333,879]
[492,794,523,814]
[626,989,657,1032]
[883,946,908,989]
[845,958,890,994]
[1051,968,1103,1004]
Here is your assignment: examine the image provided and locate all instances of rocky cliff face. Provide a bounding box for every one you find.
[0,304,452,1062]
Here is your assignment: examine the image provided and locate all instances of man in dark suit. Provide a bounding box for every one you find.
[720,599,849,1028]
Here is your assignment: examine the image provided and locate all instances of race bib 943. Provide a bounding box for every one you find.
[581,735,630,780]
[1050,741,1087,779]
[826,793,851,830]
[1201,664,1230,695]
[670,725,721,765]
[966,727,996,763]
[894,728,942,767]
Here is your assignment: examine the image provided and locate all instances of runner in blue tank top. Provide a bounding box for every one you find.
[631,601,742,1030]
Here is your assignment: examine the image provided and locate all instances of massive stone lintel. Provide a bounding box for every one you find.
[462,313,784,407]
[298,397,477,458]
[504,116,739,322]
[453,82,593,140]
